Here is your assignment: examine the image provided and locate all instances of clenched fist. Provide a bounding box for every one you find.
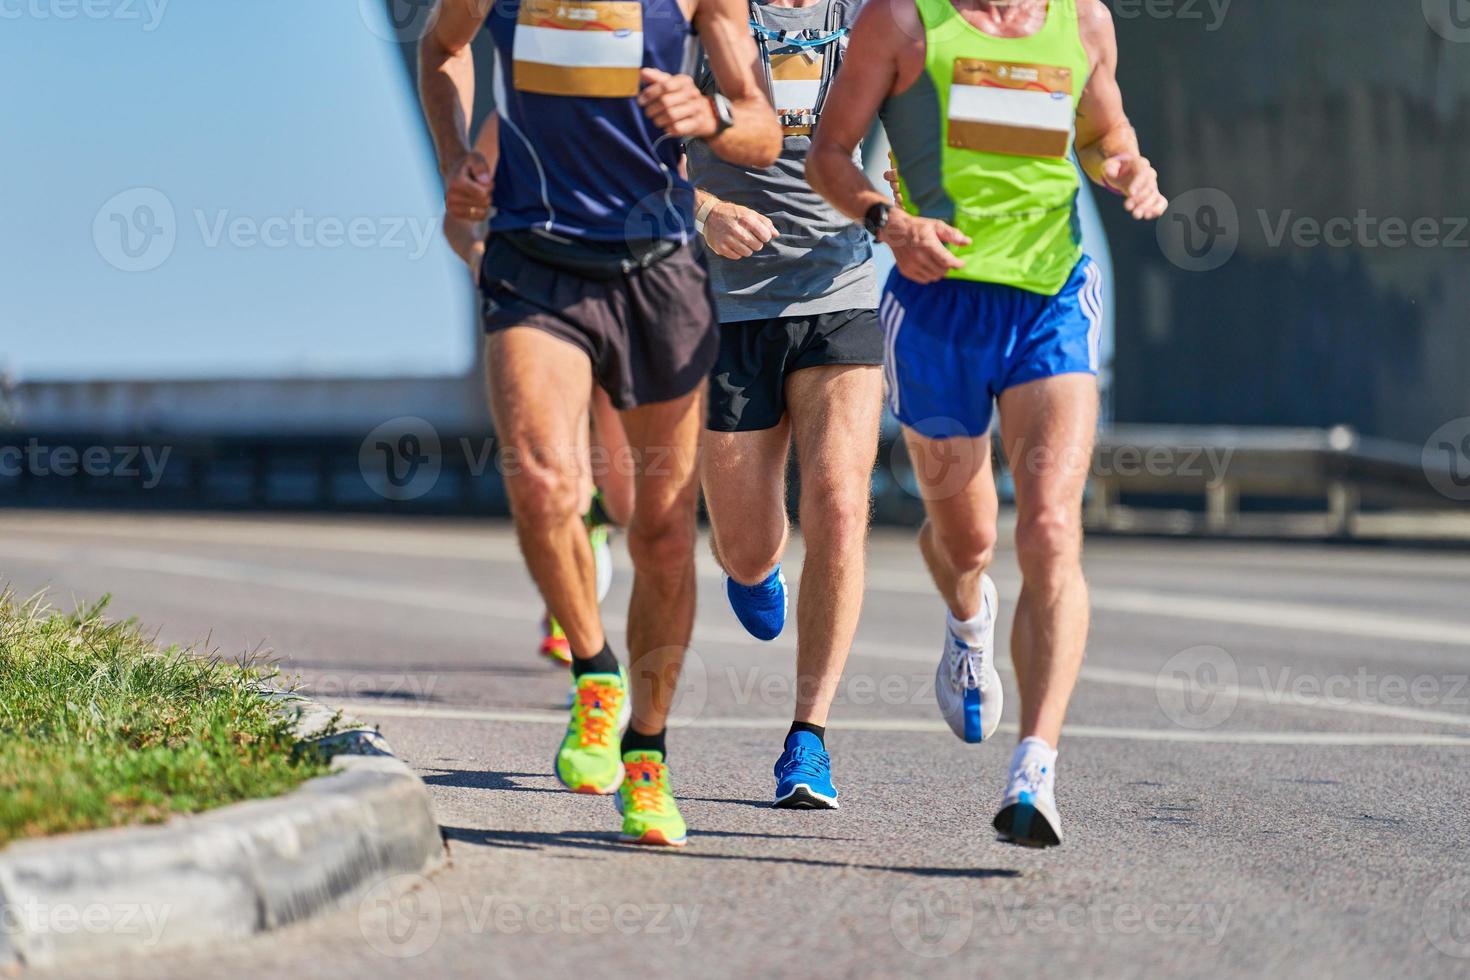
[701,202,779,260]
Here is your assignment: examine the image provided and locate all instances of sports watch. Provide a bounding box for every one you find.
[709,93,735,135]
[863,202,891,239]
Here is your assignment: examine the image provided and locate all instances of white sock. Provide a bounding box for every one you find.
[1010,736,1058,782]
[946,586,992,646]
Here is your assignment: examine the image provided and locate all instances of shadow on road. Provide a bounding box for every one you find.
[443,826,1021,879]
[421,769,562,793]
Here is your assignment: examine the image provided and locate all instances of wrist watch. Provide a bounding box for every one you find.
[863,201,892,239]
[708,94,735,135]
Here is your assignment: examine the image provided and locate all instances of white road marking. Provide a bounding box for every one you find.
[332,701,1470,747]
[10,521,1468,647]
[11,539,1470,732]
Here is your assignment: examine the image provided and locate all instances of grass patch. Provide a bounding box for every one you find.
[0,593,330,847]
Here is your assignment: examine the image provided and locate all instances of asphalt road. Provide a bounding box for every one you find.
[5,510,1470,979]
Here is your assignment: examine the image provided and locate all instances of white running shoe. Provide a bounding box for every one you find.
[591,525,614,603]
[934,574,1003,743]
[993,750,1063,848]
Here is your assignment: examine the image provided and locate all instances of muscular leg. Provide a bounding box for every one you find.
[487,328,604,659]
[786,365,884,726]
[620,388,705,735]
[902,427,1001,621]
[701,419,791,586]
[997,374,1097,747]
[590,386,635,527]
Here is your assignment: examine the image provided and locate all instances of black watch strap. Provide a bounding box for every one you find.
[863,202,891,238]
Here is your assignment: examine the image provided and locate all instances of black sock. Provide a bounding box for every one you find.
[621,726,667,759]
[571,642,619,678]
[788,721,826,745]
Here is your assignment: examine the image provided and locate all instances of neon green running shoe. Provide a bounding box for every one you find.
[555,665,630,795]
[615,750,687,847]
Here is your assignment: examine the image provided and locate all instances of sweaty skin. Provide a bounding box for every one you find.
[807,0,1166,283]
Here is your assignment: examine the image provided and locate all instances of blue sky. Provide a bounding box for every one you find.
[0,0,475,381]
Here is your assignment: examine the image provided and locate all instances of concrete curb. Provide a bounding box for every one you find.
[0,695,444,970]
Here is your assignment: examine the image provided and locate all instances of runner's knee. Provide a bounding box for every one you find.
[627,509,697,573]
[713,521,784,583]
[800,482,870,548]
[504,456,584,529]
[937,522,996,575]
[1014,506,1082,582]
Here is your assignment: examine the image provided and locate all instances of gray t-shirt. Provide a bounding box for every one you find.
[686,0,877,323]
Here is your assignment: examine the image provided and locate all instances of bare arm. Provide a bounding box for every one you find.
[807,0,967,283]
[1072,0,1166,220]
[637,0,780,168]
[443,114,500,274]
[420,0,493,221]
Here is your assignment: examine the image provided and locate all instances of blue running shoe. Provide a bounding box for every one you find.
[773,730,838,809]
[725,565,787,641]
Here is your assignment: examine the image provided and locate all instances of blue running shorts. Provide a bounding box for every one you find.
[879,255,1103,438]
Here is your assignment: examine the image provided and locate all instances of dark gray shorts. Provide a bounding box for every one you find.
[707,308,883,432]
[480,236,720,410]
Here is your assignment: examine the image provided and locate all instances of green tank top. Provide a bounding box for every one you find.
[880,0,1090,295]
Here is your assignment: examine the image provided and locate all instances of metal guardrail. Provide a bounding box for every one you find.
[1,425,1464,541]
[1087,424,1463,537]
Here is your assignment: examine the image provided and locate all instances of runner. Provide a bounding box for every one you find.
[808,0,1166,845]
[420,0,780,846]
[440,115,637,668]
[686,0,883,808]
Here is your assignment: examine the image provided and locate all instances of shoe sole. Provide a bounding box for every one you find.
[992,802,1062,848]
[619,829,687,847]
[773,784,839,810]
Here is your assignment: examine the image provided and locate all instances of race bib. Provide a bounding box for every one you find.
[513,0,643,98]
[770,51,823,136]
[947,59,1073,158]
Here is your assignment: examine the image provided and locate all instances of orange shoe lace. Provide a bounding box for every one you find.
[624,761,668,813]
[574,681,623,748]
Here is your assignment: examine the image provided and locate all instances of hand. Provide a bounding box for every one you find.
[637,68,718,139]
[445,151,493,222]
[882,169,905,208]
[880,211,968,284]
[701,201,778,259]
[1102,154,1167,220]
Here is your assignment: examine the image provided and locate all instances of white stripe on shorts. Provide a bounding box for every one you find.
[1079,259,1103,373]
